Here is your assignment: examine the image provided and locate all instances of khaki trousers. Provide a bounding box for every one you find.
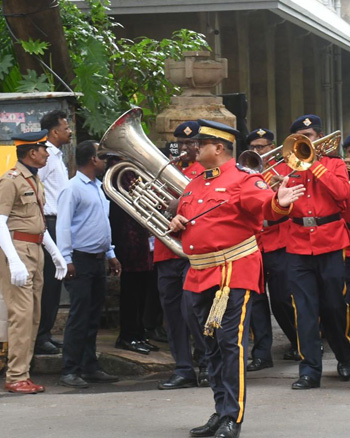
[0,241,44,383]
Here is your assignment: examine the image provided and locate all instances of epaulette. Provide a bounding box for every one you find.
[5,168,20,179]
[236,163,259,174]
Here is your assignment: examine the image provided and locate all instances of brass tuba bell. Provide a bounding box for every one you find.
[98,107,190,258]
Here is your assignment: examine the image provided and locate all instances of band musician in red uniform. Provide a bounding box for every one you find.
[273,114,350,390]
[169,119,304,438]
[245,128,299,373]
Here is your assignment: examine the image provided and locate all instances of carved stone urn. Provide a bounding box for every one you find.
[164,51,228,96]
[156,51,236,147]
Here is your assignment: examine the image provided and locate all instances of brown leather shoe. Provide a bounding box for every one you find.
[27,378,45,392]
[4,380,38,394]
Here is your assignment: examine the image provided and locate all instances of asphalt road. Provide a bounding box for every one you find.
[1,356,350,438]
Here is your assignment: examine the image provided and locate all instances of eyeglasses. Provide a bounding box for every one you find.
[177,140,199,147]
[248,143,273,151]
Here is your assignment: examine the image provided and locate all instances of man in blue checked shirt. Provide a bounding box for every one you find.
[56,140,121,388]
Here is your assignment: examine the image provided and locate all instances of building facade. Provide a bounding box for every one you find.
[73,0,350,144]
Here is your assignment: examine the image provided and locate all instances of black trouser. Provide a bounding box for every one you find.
[142,269,164,331]
[157,258,206,379]
[250,248,296,361]
[36,216,62,345]
[184,287,253,422]
[288,250,350,382]
[119,271,156,341]
[62,251,106,375]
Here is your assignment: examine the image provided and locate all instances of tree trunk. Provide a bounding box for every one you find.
[3,0,74,90]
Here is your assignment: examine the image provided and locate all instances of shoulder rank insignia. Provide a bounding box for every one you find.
[6,168,19,179]
[255,180,269,190]
[236,163,259,174]
[203,168,221,180]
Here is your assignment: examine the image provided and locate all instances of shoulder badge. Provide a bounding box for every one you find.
[255,180,269,190]
[6,168,19,179]
[236,163,259,174]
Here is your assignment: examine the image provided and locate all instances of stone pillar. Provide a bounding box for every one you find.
[156,51,236,149]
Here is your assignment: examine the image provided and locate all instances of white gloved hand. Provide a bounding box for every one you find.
[8,257,29,287]
[42,230,67,280]
[0,215,29,287]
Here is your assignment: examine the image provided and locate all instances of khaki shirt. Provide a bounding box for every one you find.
[0,161,46,234]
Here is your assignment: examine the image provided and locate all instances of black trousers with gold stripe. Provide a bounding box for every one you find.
[183,287,252,423]
[288,250,350,382]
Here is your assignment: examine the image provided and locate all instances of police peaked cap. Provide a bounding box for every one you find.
[11,129,48,148]
[194,119,239,144]
[290,114,322,134]
[246,128,274,145]
[173,121,200,139]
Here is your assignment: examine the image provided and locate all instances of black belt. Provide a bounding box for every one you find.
[73,250,105,259]
[263,216,289,228]
[292,213,341,227]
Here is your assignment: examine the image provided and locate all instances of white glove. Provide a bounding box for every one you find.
[0,215,29,287]
[42,230,67,280]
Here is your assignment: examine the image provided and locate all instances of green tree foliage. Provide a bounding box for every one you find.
[0,0,210,136]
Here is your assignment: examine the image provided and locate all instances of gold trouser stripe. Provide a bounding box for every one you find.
[291,294,304,360]
[346,303,350,342]
[237,290,251,424]
[188,236,258,270]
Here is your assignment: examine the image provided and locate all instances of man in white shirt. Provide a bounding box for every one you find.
[35,110,71,355]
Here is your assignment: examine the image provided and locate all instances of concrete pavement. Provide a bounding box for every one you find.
[1,323,350,438]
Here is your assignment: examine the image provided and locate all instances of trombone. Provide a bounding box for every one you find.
[238,130,342,177]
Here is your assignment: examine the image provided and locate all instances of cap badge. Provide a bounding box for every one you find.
[184,126,193,136]
[303,118,312,127]
[257,129,266,137]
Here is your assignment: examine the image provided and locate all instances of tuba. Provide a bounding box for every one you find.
[98,107,189,258]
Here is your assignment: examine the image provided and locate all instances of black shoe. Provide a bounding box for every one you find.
[247,358,273,372]
[198,367,210,388]
[59,374,89,388]
[49,337,63,348]
[145,326,168,343]
[291,375,320,390]
[115,338,150,355]
[141,340,160,351]
[158,374,197,390]
[214,417,241,438]
[81,369,119,383]
[34,341,59,355]
[283,347,301,361]
[337,361,350,381]
[190,413,220,437]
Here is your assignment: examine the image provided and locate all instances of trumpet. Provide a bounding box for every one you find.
[238,130,341,176]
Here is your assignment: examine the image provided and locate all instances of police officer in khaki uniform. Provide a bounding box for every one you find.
[0,130,67,394]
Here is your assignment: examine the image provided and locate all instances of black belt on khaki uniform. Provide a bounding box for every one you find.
[263,216,289,228]
[292,213,341,227]
[73,249,105,259]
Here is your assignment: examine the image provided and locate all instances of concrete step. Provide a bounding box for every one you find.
[31,329,175,377]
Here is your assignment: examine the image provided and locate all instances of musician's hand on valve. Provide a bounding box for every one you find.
[169,214,188,233]
[270,175,284,191]
[277,176,305,207]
